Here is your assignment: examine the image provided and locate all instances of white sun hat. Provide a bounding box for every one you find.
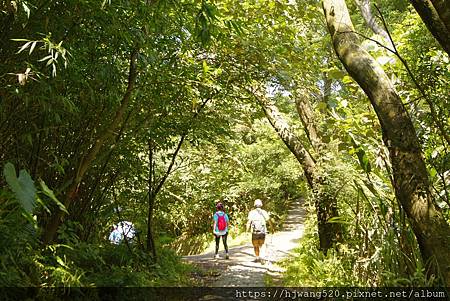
[254,199,263,207]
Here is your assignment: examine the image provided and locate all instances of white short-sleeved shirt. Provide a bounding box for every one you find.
[248,208,269,224]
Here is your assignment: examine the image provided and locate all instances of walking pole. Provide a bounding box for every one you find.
[268,231,273,264]
[263,231,272,265]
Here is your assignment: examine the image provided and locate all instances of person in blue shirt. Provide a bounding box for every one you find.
[213,202,229,259]
[109,225,123,244]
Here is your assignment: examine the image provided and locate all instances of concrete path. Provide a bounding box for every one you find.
[184,200,306,287]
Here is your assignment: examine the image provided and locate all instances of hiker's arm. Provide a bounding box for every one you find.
[213,221,217,234]
[246,219,251,232]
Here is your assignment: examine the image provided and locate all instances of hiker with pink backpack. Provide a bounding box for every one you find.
[213,202,230,259]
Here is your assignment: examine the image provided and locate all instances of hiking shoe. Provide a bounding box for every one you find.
[225,254,229,259]
[214,254,220,259]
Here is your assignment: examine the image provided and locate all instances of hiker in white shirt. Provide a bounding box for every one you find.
[246,199,270,263]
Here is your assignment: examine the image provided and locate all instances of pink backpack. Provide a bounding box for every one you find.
[216,212,227,231]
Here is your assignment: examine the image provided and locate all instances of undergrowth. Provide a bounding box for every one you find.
[0,193,194,290]
[280,210,363,287]
[280,202,435,287]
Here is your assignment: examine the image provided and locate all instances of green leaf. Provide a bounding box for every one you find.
[202,60,209,75]
[327,69,345,80]
[102,0,111,9]
[356,148,371,173]
[231,20,243,35]
[328,216,352,225]
[429,168,437,179]
[203,3,216,21]
[3,162,37,214]
[22,2,31,19]
[39,179,68,213]
[349,134,371,173]
[17,41,32,54]
[25,133,33,145]
[38,55,52,62]
[29,41,37,55]
[56,256,68,268]
[342,75,353,84]
[317,102,328,111]
[36,196,51,213]
[361,178,375,194]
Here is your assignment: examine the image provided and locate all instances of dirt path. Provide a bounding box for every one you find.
[184,200,306,287]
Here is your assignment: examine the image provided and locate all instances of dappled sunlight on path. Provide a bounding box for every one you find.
[183,199,306,287]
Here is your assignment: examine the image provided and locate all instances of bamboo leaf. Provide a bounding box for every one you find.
[22,2,31,19]
[38,55,52,62]
[17,41,32,54]
[29,41,37,55]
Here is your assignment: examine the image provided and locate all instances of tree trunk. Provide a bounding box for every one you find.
[143,97,213,258]
[41,49,139,245]
[354,0,394,50]
[323,0,450,285]
[432,0,450,31]
[410,0,450,56]
[147,139,157,259]
[146,194,157,259]
[294,91,342,252]
[256,94,340,253]
[322,70,332,109]
[295,93,322,153]
[258,96,316,187]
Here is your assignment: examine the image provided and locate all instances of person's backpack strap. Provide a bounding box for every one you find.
[256,208,266,220]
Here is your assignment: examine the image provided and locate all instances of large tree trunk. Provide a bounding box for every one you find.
[410,0,450,56]
[256,94,340,253]
[295,93,322,153]
[294,91,343,252]
[258,96,316,187]
[323,0,450,285]
[41,49,139,245]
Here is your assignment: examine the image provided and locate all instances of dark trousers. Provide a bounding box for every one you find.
[215,232,228,254]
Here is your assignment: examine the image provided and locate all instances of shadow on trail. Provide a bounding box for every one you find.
[183,199,306,287]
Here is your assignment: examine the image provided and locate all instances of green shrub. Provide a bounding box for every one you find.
[281,211,362,287]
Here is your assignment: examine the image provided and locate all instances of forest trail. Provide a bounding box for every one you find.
[183,199,306,287]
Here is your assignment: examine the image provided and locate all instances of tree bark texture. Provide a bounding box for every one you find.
[295,94,322,153]
[41,49,139,245]
[256,95,340,253]
[258,96,316,187]
[294,92,343,252]
[410,0,450,56]
[323,0,450,285]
